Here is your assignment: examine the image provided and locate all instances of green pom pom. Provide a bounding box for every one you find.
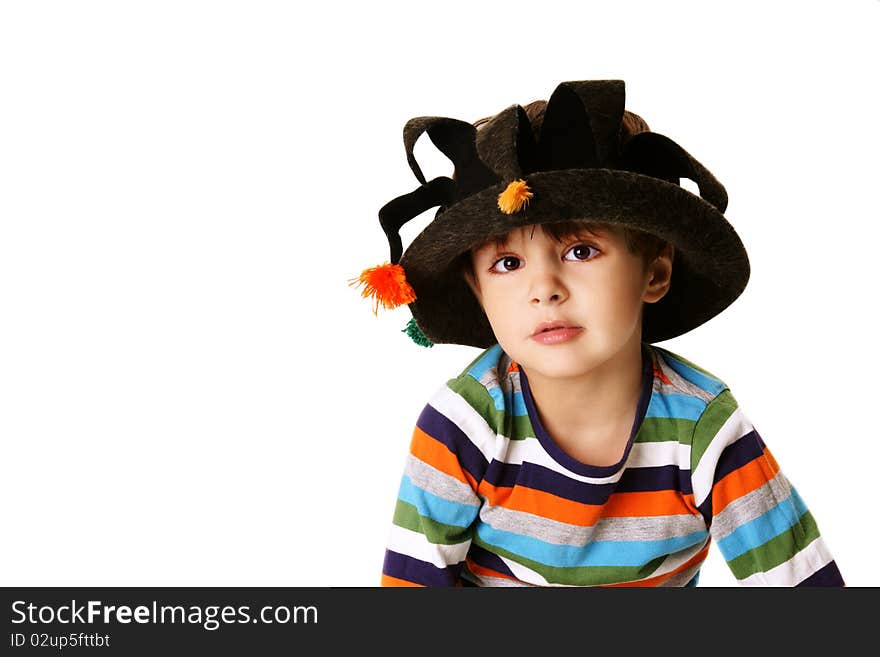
[402,318,434,348]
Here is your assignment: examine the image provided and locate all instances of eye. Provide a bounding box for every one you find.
[488,255,522,273]
[563,243,599,262]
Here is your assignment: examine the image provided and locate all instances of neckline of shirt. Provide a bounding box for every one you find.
[516,342,656,477]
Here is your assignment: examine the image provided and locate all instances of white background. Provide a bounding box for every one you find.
[1,1,876,587]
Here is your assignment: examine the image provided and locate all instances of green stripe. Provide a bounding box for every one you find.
[447,373,541,441]
[447,373,505,430]
[471,534,669,585]
[393,499,474,545]
[690,389,739,470]
[725,510,821,580]
[634,416,697,443]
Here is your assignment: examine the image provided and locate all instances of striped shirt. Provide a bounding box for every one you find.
[381,341,844,587]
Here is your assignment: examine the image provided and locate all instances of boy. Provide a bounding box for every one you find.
[351,79,844,586]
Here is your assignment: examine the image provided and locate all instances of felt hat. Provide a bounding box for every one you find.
[350,79,750,348]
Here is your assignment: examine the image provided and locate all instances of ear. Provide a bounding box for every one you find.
[643,243,674,304]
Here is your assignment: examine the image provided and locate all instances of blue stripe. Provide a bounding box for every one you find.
[509,390,527,416]
[487,385,505,411]
[716,487,810,561]
[399,475,480,528]
[466,344,529,413]
[467,343,504,382]
[646,391,707,421]
[486,385,528,415]
[476,523,709,568]
[654,347,727,396]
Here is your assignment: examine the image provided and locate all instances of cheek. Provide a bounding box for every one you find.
[585,269,644,312]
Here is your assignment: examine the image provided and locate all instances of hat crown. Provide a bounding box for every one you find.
[397,79,726,223]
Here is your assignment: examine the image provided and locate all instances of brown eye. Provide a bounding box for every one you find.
[490,256,521,273]
[563,244,599,262]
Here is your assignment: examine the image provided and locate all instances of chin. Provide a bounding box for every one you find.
[516,349,596,379]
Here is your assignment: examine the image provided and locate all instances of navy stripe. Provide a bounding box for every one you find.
[698,430,765,525]
[713,430,764,484]
[417,403,488,484]
[483,460,693,504]
[617,464,692,493]
[483,459,521,488]
[697,495,712,526]
[513,461,617,504]
[382,549,463,587]
[467,543,518,578]
[795,560,845,587]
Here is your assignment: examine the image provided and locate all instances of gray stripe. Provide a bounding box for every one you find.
[405,454,480,506]
[480,503,706,546]
[658,558,705,587]
[470,573,539,587]
[711,470,794,540]
[479,367,499,391]
[655,351,717,403]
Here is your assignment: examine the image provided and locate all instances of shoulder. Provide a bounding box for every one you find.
[649,344,751,472]
[648,343,743,440]
[412,344,511,469]
[649,343,731,403]
[446,342,514,415]
[421,343,515,436]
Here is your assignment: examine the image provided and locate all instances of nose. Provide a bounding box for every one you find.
[529,260,568,306]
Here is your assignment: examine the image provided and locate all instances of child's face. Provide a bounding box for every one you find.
[463,223,673,381]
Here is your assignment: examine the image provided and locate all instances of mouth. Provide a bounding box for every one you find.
[531,320,582,337]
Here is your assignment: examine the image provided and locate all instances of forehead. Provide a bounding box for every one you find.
[471,222,623,254]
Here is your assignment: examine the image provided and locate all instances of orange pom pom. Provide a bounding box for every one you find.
[497,179,533,214]
[348,262,417,315]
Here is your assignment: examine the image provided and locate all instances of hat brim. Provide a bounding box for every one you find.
[400,168,750,347]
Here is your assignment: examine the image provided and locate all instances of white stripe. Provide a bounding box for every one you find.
[428,384,499,463]
[691,406,754,507]
[625,441,691,470]
[387,524,471,569]
[497,555,558,586]
[503,437,623,484]
[737,536,835,586]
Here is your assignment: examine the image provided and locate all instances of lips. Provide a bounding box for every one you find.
[532,320,581,337]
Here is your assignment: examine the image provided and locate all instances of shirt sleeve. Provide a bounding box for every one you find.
[689,389,844,586]
[380,390,487,586]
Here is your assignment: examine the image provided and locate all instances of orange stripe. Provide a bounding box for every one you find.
[603,489,697,518]
[476,482,696,525]
[712,447,780,515]
[409,425,478,490]
[381,574,424,587]
[653,362,672,385]
[602,543,711,587]
[477,481,602,526]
